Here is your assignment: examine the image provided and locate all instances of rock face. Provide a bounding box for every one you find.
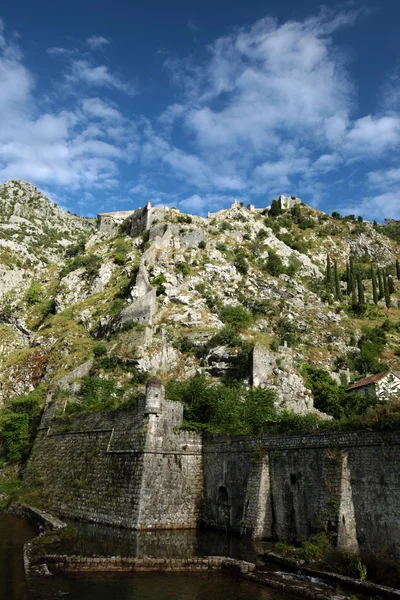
[252,343,318,415]
[119,266,157,326]
[0,181,400,414]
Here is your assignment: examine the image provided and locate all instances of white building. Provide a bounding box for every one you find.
[347,371,400,401]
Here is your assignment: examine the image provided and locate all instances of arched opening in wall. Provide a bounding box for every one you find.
[216,486,231,531]
[217,486,229,505]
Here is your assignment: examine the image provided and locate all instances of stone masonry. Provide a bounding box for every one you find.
[24,381,400,559]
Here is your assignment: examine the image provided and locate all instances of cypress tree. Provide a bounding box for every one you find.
[325,254,333,293]
[357,272,365,307]
[269,199,282,217]
[388,276,395,294]
[396,259,400,281]
[377,267,384,300]
[326,255,332,286]
[383,269,391,309]
[351,282,358,311]
[346,262,350,295]
[349,255,355,293]
[371,265,378,305]
[334,259,341,300]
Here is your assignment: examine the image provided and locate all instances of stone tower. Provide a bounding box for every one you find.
[143,377,164,415]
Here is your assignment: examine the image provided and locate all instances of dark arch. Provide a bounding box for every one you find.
[217,486,229,505]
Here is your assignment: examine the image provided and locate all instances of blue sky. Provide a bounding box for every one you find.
[0,1,399,220]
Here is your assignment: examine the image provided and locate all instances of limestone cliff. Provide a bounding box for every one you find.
[0,181,399,416]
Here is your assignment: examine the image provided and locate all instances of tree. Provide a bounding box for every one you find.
[269,199,282,217]
[383,269,391,309]
[396,259,400,281]
[291,204,302,224]
[348,255,355,297]
[371,265,378,305]
[326,255,333,293]
[357,272,365,308]
[388,276,396,295]
[334,259,341,300]
[377,267,384,300]
[265,249,284,276]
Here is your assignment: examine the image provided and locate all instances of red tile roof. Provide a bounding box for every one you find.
[347,371,390,391]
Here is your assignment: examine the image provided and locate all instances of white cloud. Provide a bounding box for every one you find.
[47,46,76,58]
[367,168,400,188]
[87,36,110,50]
[81,97,123,122]
[157,8,360,197]
[340,191,400,222]
[0,23,138,196]
[178,193,232,215]
[343,115,400,157]
[65,60,137,96]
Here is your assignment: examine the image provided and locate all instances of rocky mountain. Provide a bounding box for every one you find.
[0,182,399,420]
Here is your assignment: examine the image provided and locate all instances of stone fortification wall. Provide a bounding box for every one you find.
[97,210,136,235]
[24,379,203,530]
[24,386,400,559]
[97,203,171,238]
[203,431,400,559]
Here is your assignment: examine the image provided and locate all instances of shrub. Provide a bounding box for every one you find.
[300,532,333,563]
[264,249,285,277]
[66,376,118,413]
[211,325,242,347]
[234,249,248,275]
[93,344,108,357]
[166,374,276,434]
[219,305,253,329]
[113,237,131,266]
[151,274,167,295]
[60,254,102,279]
[176,262,191,278]
[177,215,192,224]
[65,238,86,257]
[198,240,206,249]
[275,317,300,347]
[0,388,45,462]
[25,282,42,305]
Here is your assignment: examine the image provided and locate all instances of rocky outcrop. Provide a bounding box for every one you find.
[118,265,157,326]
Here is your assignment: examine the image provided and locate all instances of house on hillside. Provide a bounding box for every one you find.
[347,371,400,401]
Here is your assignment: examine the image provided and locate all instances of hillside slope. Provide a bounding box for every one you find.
[0,183,399,423]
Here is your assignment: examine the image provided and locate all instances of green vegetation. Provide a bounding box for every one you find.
[65,376,119,413]
[176,261,191,278]
[113,237,132,266]
[25,282,43,305]
[166,374,276,434]
[303,366,376,419]
[60,254,102,279]
[0,387,45,462]
[219,305,253,329]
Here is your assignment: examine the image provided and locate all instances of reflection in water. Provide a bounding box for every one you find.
[0,514,284,600]
[59,520,270,562]
[0,514,36,600]
[37,572,287,600]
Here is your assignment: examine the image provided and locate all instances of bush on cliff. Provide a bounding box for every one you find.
[219,305,253,329]
[166,374,276,434]
[0,388,45,462]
